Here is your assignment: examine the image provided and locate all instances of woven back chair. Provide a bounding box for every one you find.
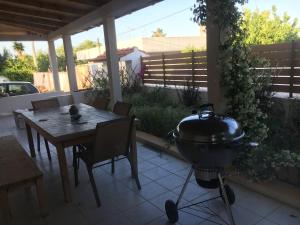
[89,98,109,110]
[112,101,132,116]
[73,116,140,207]
[31,97,60,160]
[32,98,60,111]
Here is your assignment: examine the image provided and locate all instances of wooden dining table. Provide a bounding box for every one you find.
[20,103,139,203]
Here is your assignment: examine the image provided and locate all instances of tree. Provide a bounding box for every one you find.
[0,48,10,72]
[37,51,50,72]
[13,42,25,58]
[242,6,300,45]
[151,28,166,37]
[55,45,67,71]
[2,55,35,82]
[74,40,99,52]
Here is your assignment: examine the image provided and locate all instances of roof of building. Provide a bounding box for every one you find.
[90,47,144,62]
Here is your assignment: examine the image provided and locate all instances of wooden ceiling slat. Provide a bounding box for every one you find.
[0,18,56,32]
[0,21,50,35]
[0,3,76,22]
[0,13,64,28]
[0,0,90,16]
[68,0,110,7]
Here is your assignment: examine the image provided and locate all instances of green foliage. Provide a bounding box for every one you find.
[74,40,99,52]
[152,28,166,37]
[2,56,35,82]
[133,105,189,137]
[84,69,110,102]
[13,42,24,57]
[55,45,67,71]
[242,6,300,45]
[237,145,300,181]
[0,48,9,72]
[124,86,189,138]
[181,45,205,53]
[192,0,300,181]
[176,81,201,107]
[37,51,50,72]
[120,67,143,96]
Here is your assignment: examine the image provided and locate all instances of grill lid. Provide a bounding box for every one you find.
[174,104,244,144]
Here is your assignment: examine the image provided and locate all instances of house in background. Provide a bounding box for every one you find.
[118,36,206,54]
[88,47,148,76]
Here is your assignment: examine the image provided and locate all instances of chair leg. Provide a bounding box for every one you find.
[127,157,141,190]
[44,139,51,161]
[111,157,115,174]
[72,146,79,187]
[86,166,101,207]
[37,132,41,152]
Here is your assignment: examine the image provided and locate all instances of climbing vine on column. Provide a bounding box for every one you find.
[193,0,271,143]
[192,1,300,180]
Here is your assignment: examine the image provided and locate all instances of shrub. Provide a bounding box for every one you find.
[133,105,189,138]
[176,81,201,107]
[125,86,176,108]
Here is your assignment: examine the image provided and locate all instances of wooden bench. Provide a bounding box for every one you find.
[0,135,47,225]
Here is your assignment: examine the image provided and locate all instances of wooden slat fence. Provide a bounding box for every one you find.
[142,40,300,97]
[142,51,207,88]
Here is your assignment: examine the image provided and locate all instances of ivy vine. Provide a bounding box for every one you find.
[192,0,300,180]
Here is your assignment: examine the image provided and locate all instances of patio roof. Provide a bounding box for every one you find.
[0,0,162,41]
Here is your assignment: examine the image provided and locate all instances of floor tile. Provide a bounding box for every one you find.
[0,116,299,225]
[142,166,172,180]
[155,173,186,190]
[123,201,163,225]
[172,182,208,202]
[138,182,169,200]
[267,206,300,225]
[237,192,281,217]
[256,219,280,225]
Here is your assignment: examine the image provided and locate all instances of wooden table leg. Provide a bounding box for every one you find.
[130,125,141,189]
[56,143,72,203]
[35,177,48,217]
[0,189,11,225]
[25,123,36,158]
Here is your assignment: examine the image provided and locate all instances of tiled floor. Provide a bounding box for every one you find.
[0,115,300,225]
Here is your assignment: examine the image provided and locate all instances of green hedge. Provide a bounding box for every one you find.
[133,105,189,138]
[1,70,33,83]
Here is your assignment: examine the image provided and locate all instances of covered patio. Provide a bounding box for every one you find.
[0,1,300,225]
[1,115,300,225]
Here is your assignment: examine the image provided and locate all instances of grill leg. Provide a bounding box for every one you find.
[218,173,235,225]
[176,166,193,207]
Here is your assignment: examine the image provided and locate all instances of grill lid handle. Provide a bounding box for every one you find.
[199,103,214,112]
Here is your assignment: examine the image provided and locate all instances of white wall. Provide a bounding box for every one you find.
[120,47,148,74]
[0,92,73,116]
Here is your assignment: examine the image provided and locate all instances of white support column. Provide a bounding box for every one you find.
[103,17,122,103]
[62,35,78,92]
[48,40,61,91]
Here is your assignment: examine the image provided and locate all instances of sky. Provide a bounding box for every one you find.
[0,0,299,54]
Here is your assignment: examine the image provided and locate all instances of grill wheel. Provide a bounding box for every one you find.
[165,200,179,223]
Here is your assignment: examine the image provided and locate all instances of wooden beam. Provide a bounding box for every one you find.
[0,34,47,41]
[0,0,90,16]
[0,13,63,28]
[0,3,76,22]
[0,20,53,33]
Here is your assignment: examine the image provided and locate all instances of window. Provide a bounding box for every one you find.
[8,84,27,96]
[0,84,6,97]
[25,84,38,94]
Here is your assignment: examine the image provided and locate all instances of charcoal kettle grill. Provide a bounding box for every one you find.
[165,104,245,225]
